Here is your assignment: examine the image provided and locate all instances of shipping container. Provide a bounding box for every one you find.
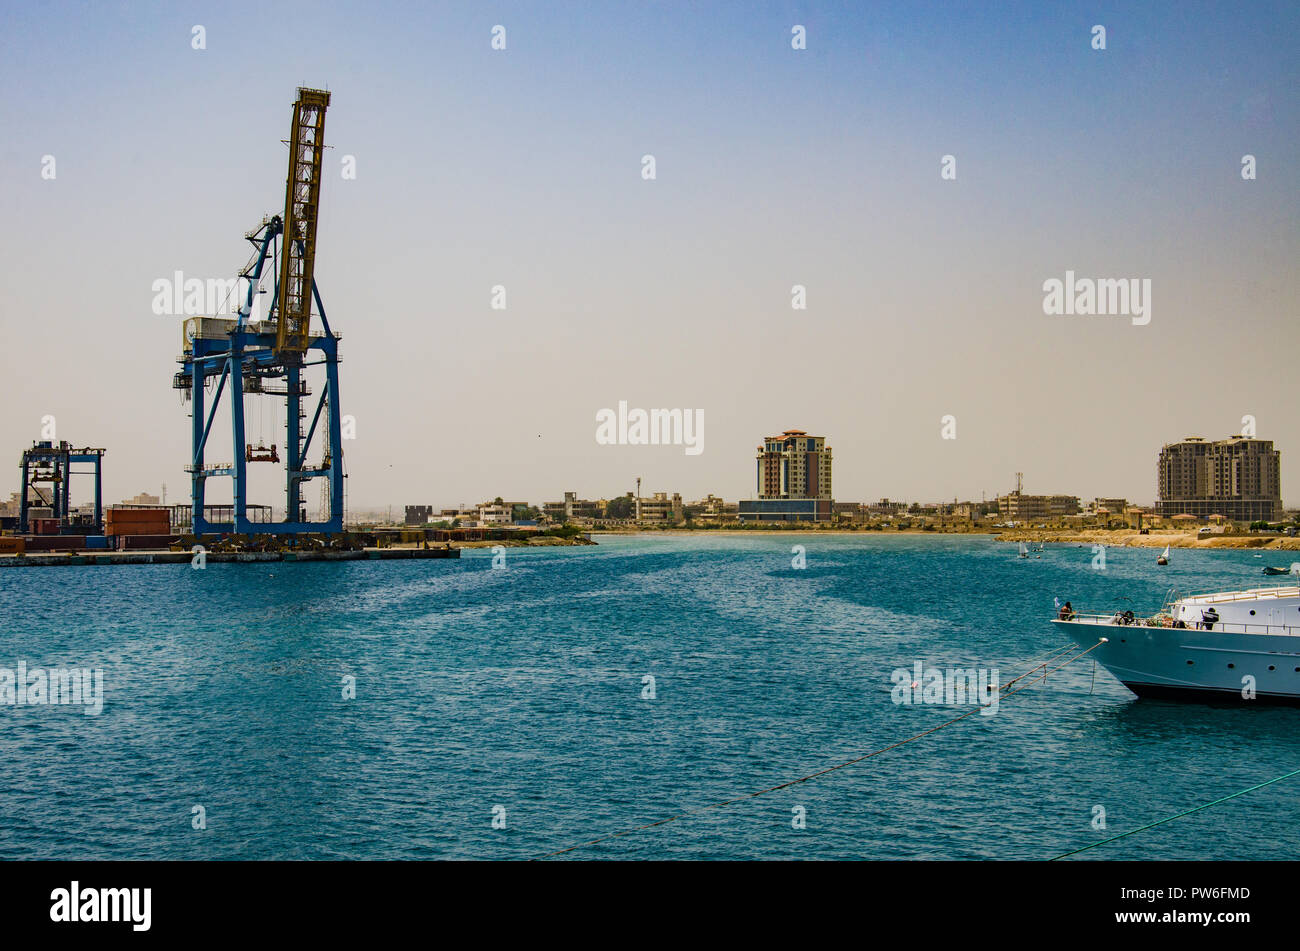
[105,512,171,533]
[106,519,171,533]
[115,534,179,551]
[22,536,86,552]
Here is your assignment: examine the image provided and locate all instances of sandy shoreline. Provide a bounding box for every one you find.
[996,528,1300,551]
[594,527,1300,551]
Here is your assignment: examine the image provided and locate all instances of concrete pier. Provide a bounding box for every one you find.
[0,547,460,568]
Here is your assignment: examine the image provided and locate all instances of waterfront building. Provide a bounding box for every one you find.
[754,430,832,500]
[997,488,1080,521]
[832,502,867,523]
[543,491,604,522]
[404,504,434,525]
[942,501,978,519]
[1157,435,1282,522]
[636,492,683,523]
[738,498,833,522]
[438,506,480,526]
[741,429,833,522]
[687,495,738,523]
[477,501,513,525]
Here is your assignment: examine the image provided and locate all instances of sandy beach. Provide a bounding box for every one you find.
[996,528,1300,551]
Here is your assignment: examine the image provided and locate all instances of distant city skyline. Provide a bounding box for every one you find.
[2,2,1297,511]
[6,422,1286,517]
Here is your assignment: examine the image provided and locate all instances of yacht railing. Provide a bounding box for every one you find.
[1058,611,1299,637]
[1161,586,1181,613]
[1180,584,1300,604]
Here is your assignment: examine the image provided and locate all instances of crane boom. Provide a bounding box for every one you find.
[276,87,330,355]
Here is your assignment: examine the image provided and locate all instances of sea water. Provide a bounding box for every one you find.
[1,533,1296,860]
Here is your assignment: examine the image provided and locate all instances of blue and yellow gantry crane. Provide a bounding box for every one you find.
[174,88,344,538]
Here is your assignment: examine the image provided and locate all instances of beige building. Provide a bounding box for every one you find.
[477,501,513,525]
[637,492,683,523]
[688,495,738,522]
[998,492,1081,520]
[755,430,832,500]
[121,492,161,506]
[543,492,604,522]
[1157,435,1281,522]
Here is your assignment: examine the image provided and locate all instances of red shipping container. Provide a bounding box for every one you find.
[115,534,179,551]
[22,536,86,552]
[106,518,171,535]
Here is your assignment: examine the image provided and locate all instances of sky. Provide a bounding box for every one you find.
[1,0,1297,512]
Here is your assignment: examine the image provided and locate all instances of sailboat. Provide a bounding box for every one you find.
[1018,542,1029,559]
[1156,545,1169,566]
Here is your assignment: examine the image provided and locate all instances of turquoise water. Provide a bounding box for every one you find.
[1,533,1297,860]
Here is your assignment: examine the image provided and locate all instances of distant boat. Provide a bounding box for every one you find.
[1157,545,1169,566]
[1263,564,1300,576]
[1018,543,1029,558]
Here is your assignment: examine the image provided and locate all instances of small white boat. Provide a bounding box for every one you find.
[1018,543,1029,558]
[1156,545,1169,566]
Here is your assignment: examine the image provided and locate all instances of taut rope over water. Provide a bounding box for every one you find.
[535,639,1105,859]
[1050,764,1300,860]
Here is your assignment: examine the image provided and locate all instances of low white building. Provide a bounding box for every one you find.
[477,501,513,525]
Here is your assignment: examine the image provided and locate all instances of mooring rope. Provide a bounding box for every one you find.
[535,638,1105,859]
[1050,764,1300,860]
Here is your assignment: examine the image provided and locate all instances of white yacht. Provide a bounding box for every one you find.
[1053,585,1300,704]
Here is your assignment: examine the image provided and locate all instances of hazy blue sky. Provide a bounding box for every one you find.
[1,1,1297,511]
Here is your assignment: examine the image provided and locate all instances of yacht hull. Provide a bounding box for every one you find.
[1052,619,1300,704]
[1125,682,1300,706]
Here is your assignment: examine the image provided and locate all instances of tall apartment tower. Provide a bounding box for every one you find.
[1157,435,1282,522]
[756,430,832,500]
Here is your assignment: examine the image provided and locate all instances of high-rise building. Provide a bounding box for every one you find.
[740,430,833,522]
[1157,435,1282,522]
[755,430,832,500]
